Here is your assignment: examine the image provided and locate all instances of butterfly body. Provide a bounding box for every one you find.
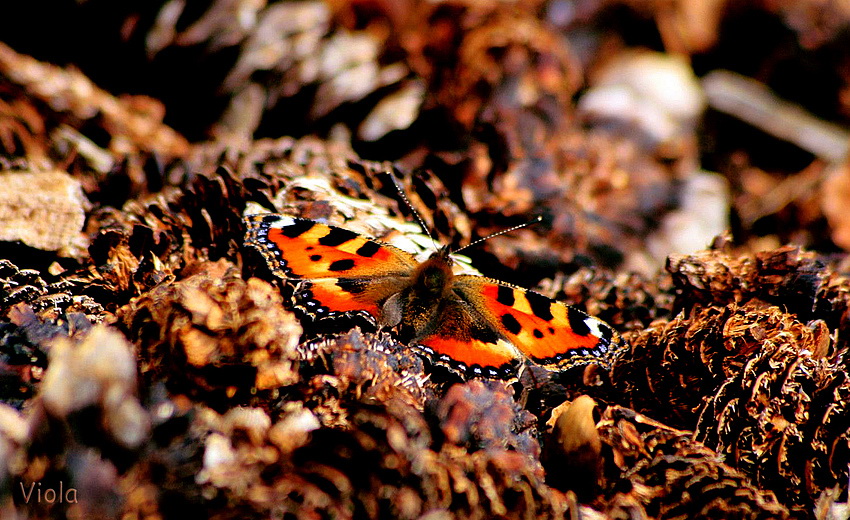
[244,213,623,380]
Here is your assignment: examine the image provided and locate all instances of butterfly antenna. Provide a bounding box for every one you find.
[452,216,543,254]
[388,173,439,251]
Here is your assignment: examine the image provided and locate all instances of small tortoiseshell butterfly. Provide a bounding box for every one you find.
[243,213,624,380]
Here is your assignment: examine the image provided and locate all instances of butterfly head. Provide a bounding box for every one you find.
[414,246,455,298]
[432,245,454,264]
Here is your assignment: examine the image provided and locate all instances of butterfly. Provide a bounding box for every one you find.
[243,213,624,380]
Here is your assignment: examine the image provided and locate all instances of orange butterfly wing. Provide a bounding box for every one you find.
[244,214,417,321]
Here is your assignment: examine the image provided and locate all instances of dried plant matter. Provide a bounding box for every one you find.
[119,260,302,407]
[0,42,188,158]
[598,406,790,519]
[694,308,850,515]
[0,170,87,253]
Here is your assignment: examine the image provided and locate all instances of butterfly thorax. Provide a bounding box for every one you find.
[389,247,456,341]
[412,248,455,297]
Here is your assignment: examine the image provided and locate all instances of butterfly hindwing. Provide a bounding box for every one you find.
[411,297,522,379]
[292,278,383,321]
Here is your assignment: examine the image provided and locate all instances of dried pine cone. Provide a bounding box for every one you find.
[14,325,150,519]
[694,306,849,516]
[598,406,790,519]
[613,294,848,517]
[298,329,430,425]
[0,258,106,409]
[610,300,829,429]
[0,259,104,324]
[118,260,302,409]
[430,380,540,460]
[668,246,850,337]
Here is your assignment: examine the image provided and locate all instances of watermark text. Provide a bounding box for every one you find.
[18,481,77,504]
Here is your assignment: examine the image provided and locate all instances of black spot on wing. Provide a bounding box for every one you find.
[319,228,359,246]
[328,259,356,272]
[282,219,315,238]
[356,241,381,257]
[525,291,554,321]
[533,328,544,339]
[309,254,322,261]
[567,307,592,336]
[495,285,515,306]
[500,313,522,335]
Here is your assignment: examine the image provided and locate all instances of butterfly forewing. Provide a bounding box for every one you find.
[245,213,419,323]
[244,214,417,280]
